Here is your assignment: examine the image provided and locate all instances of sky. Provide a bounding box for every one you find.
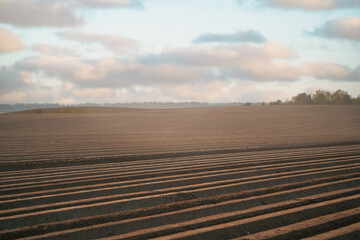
[0,0,359,104]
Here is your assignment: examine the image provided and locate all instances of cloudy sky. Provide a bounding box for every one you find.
[0,0,359,104]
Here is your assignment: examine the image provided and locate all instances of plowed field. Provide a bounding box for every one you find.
[0,105,359,239]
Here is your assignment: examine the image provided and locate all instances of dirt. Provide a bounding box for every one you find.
[0,105,359,239]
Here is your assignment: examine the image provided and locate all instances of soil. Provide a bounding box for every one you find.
[0,105,359,239]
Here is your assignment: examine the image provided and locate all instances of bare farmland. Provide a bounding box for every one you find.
[0,105,359,239]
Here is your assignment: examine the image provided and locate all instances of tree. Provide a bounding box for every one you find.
[270,100,283,105]
[330,89,352,104]
[292,93,312,105]
[312,90,331,104]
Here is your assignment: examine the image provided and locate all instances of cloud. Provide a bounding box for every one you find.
[141,41,297,66]
[6,49,360,104]
[59,31,138,54]
[63,82,117,101]
[141,41,298,81]
[141,42,360,82]
[352,65,360,79]
[17,56,120,84]
[16,56,208,88]
[0,0,143,27]
[193,30,266,44]
[0,66,31,92]
[299,62,354,80]
[312,16,360,41]
[15,41,359,96]
[73,0,143,8]
[0,26,24,53]
[32,44,79,56]
[0,82,73,104]
[0,0,83,27]
[265,0,360,11]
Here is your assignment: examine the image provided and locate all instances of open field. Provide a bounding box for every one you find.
[1,105,359,164]
[0,105,360,239]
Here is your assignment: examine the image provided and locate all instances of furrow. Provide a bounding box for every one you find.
[100,193,360,240]
[3,147,353,180]
[1,153,357,195]
[1,174,358,240]
[230,209,360,240]
[0,166,358,230]
[1,157,358,207]
[1,154,357,201]
[2,147,359,182]
[301,222,360,240]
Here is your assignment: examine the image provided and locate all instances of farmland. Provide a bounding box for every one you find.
[0,105,359,239]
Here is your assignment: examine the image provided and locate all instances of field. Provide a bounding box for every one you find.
[0,105,359,239]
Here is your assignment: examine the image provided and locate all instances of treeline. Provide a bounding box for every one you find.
[271,89,360,105]
[0,103,100,113]
[0,102,247,113]
[1,89,359,113]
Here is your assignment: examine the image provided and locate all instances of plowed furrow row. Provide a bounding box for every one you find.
[1,155,357,202]
[0,136,357,162]
[142,194,360,240]
[1,157,358,207]
[301,222,360,240]
[1,141,268,162]
[2,146,359,182]
[13,182,359,240]
[0,165,358,231]
[1,173,359,239]
[1,152,358,195]
[232,211,360,240]
[1,158,358,210]
[3,149,341,183]
[0,141,352,161]
[3,145,355,179]
[0,145,359,239]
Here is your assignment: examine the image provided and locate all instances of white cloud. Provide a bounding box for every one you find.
[313,16,360,41]
[0,0,83,27]
[59,31,138,54]
[352,66,360,79]
[300,62,352,80]
[73,0,143,8]
[193,30,266,44]
[141,42,360,82]
[0,26,24,53]
[32,44,79,56]
[16,56,208,88]
[17,41,359,92]
[64,82,117,100]
[161,80,268,103]
[141,41,298,81]
[149,41,297,65]
[0,0,143,27]
[17,56,122,83]
[0,66,31,92]
[266,0,360,11]
[4,55,360,104]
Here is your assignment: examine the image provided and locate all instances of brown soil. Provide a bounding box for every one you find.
[0,105,359,239]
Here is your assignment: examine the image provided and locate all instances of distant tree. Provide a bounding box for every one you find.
[330,89,352,104]
[312,90,331,104]
[270,100,283,105]
[356,95,360,104]
[292,93,312,105]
